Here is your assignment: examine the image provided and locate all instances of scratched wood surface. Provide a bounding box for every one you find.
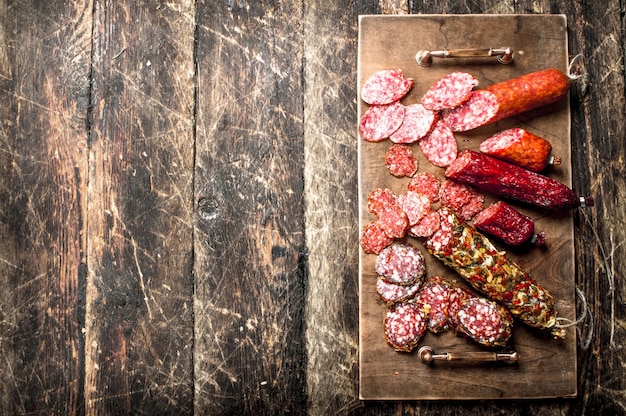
[0,0,623,415]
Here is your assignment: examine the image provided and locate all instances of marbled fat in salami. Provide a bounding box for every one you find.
[359,101,406,142]
[396,191,430,226]
[360,221,394,254]
[441,90,499,132]
[419,120,458,167]
[377,202,409,239]
[456,297,513,347]
[407,172,441,203]
[385,143,419,178]
[361,69,414,105]
[421,72,478,111]
[367,188,398,216]
[439,179,484,221]
[384,301,427,352]
[407,209,440,238]
[376,277,422,304]
[447,285,477,332]
[415,276,452,333]
[375,243,425,285]
[389,103,437,144]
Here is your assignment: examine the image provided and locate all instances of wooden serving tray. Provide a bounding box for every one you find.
[358,15,577,400]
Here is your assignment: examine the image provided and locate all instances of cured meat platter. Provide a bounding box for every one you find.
[358,15,578,400]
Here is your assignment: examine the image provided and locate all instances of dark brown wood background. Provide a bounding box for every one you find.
[0,0,623,415]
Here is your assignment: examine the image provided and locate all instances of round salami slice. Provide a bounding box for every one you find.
[359,101,406,142]
[385,143,418,178]
[389,104,438,144]
[360,221,394,254]
[456,297,514,347]
[375,243,426,285]
[441,90,499,132]
[361,69,414,105]
[367,188,398,216]
[439,179,484,221]
[407,209,441,238]
[421,72,479,111]
[447,285,478,332]
[407,172,441,203]
[384,301,427,352]
[419,120,458,167]
[376,277,422,304]
[396,191,430,226]
[377,202,409,239]
[415,276,452,333]
[424,208,455,253]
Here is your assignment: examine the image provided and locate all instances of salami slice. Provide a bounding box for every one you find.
[389,104,437,144]
[377,202,409,239]
[415,276,452,333]
[361,69,414,105]
[441,90,499,132]
[456,297,514,347]
[439,179,484,221]
[396,191,430,226]
[360,221,394,254]
[407,209,441,238]
[384,301,428,352]
[421,72,478,111]
[376,277,422,304]
[367,188,398,216]
[407,172,441,203]
[419,120,458,167]
[447,285,477,332]
[385,143,419,178]
[359,101,406,142]
[375,243,426,285]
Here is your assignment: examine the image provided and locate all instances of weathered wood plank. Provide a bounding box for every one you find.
[0,1,92,414]
[193,0,307,414]
[85,1,196,414]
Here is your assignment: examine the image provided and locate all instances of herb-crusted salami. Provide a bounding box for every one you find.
[421,72,478,111]
[384,301,427,352]
[456,297,514,347]
[361,69,414,105]
[375,243,426,285]
[359,101,406,142]
[419,119,458,167]
[385,143,418,178]
[390,104,437,144]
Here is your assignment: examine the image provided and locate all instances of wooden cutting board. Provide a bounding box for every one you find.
[358,14,578,400]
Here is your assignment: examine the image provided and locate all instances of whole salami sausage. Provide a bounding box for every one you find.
[479,128,561,172]
[445,149,594,209]
[442,68,570,132]
[424,208,565,338]
[473,201,546,247]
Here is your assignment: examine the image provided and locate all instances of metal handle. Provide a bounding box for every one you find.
[416,47,514,66]
[418,346,518,364]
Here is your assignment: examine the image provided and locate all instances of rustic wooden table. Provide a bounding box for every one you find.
[0,1,623,415]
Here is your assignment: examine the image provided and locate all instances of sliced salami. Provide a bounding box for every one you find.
[456,297,514,347]
[415,276,452,333]
[421,72,478,111]
[360,221,394,254]
[375,243,426,285]
[407,172,441,203]
[439,179,484,221]
[376,277,422,304]
[389,104,437,144]
[441,90,499,132]
[359,101,406,142]
[424,208,455,253]
[377,202,409,239]
[419,120,458,167]
[361,69,414,105]
[407,209,441,238]
[367,188,398,216]
[384,301,427,352]
[447,285,478,332]
[396,191,430,226]
[385,143,419,178]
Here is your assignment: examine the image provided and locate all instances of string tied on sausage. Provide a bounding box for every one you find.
[567,53,589,96]
[554,286,593,349]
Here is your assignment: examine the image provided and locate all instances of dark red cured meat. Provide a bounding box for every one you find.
[447,285,478,332]
[376,277,422,304]
[479,128,558,172]
[396,191,430,226]
[421,72,478,111]
[442,68,571,132]
[377,202,409,239]
[407,172,441,203]
[367,188,398,216]
[390,104,437,144]
[473,201,545,246]
[439,179,485,221]
[359,101,405,142]
[385,143,419,177]
[384,301,427,352]
[415,276,452,333]
[445,149,594,209]
[360,221,394,254]
[455,297,514,347]
[407,209,440,238]
[361,69,414,105]
[375,243,426,285]
[419,119,458,167]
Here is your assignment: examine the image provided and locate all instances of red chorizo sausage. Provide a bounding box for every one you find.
[479,128,560,172]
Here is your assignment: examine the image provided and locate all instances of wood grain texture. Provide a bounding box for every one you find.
[0,1,91,414]
[193,1,307,414]
[86,1,195,414]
